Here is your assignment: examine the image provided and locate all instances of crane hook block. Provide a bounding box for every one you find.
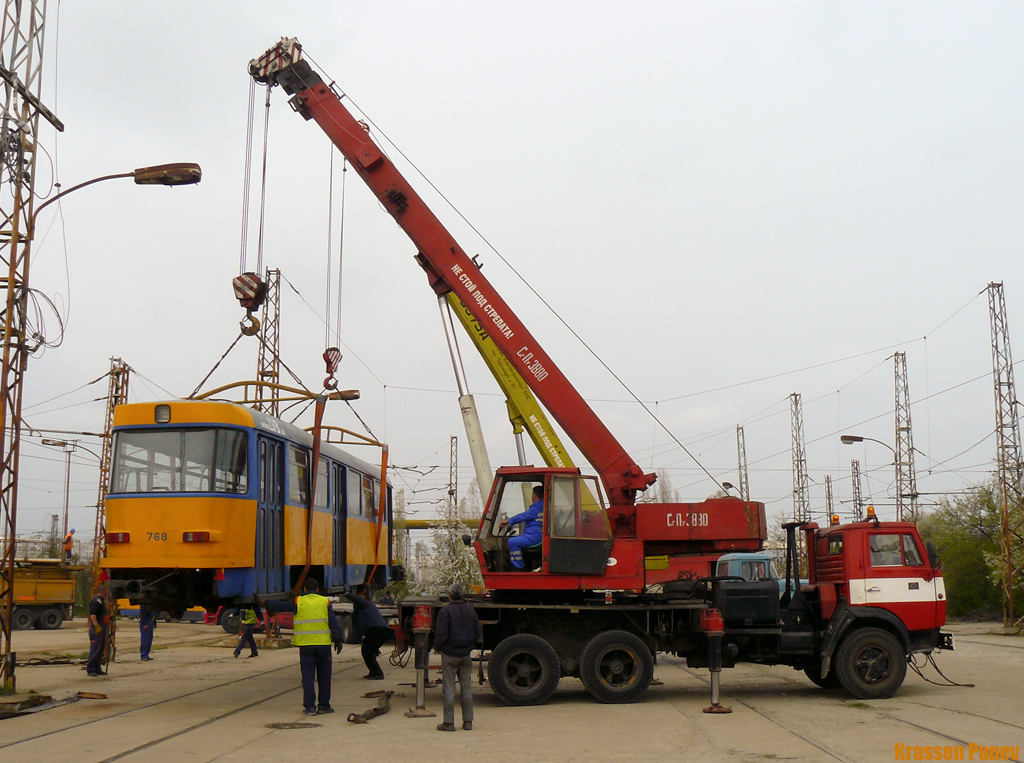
[233,272,268,311]
[240,313,261,337]
[323,347,342,390]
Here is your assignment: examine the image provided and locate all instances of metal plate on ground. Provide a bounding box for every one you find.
[264,722,321,729]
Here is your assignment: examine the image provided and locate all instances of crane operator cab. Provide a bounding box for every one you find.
[475,468,613,576]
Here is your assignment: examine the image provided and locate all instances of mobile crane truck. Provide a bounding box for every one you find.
[249,39,951,705]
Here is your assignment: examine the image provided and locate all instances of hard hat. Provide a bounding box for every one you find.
[70,528,75,533]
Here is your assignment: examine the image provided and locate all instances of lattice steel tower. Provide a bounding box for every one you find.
[988,281,1022,627]
[93,359,130,583]
[0,0,62,691]
[824,474,834,517]
[790,393,810,523]
[254,267,281,417]
[894,352,919,522]
[736,425,750,502]
[850,459,864,522]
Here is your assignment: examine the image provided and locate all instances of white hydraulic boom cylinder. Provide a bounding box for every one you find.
[438,296,494,502]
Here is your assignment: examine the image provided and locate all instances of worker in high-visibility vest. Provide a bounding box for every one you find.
[62,529,75,563]
[231,604,264,658]
[264,579,343,715]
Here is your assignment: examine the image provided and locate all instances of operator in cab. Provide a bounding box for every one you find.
[501,485,544,570]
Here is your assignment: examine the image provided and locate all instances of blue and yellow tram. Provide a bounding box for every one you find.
[101,400,392,615]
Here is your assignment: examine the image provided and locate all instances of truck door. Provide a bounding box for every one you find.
[256,436,285,595]
[860,531,938,632]
[547,475,612,575]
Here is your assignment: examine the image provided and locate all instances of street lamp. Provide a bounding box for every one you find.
[30,162,202,235]
[41,438,77,543]
[839,434,896,457]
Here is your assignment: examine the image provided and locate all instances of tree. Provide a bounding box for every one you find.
[918,482,1003,618]
[420,479,483,595]
[638,469,679,503]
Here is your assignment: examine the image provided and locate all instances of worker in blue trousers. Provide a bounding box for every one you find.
[501,484,544,570]
[264,579,343,715]
[139,603,157,661]
[232,604,265,658]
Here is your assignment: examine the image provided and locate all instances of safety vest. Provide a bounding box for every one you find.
[242,608,258,625]
[63,534,74,552]
[293,593,332,646]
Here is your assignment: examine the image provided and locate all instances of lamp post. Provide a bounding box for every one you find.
[1,162,201,692]
[41,438,77,542]
[840,434,919,521]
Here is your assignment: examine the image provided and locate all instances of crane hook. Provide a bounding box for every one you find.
[240,312,261,337]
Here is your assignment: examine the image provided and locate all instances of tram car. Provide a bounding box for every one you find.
[101,400,394,616]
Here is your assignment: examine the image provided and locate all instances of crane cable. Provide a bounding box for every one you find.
[237,80,272,276]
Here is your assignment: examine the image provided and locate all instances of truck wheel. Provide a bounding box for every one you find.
[341,615,360,644]
[835,627,907,699]
[12,607,34,630]
[37,608,64,630]
[487,633,561,706]
[803,666,841,689]
[220,608,240,634]
[579,630,653,704]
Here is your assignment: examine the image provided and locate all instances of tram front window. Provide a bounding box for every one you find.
[111,428,248,494]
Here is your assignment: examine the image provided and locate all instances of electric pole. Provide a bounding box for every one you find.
[850,459,864,522]
[254,267,281,417]
[894,352,919,522]
[736,425,750,502]
[790,393,810,523]
[988,281,1022,627]
[93,359,130,588]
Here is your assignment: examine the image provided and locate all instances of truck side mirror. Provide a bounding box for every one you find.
[926,541,940,570]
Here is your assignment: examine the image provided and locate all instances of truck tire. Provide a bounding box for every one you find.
[487,633,561,706]
[340,614,360,644]
[803,665,841,689]
[37,608,64,630]
[12,607,34,630]
[220,608,240,634]
[835,627,907,700]
[579,630,653,704]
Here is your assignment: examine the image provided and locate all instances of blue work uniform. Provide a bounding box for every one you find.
[507,498,544,569]
[139,604,157,660]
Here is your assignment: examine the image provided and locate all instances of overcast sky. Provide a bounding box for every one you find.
[10,2,1024,538]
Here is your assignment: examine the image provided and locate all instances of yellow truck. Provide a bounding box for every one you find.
[8,558,81,630]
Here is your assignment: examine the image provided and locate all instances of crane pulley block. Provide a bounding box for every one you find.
[232,273,268,336]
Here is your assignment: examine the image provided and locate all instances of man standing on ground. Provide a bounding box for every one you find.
[433,582,481,732]
[343,587,390,680]
[264,579,343,715]
[86,585,109,677]
[232,604,264,658]
[139,603,157,661]
[62,528,75,563]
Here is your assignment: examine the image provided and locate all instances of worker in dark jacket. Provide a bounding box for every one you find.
[264,579,343,715]
[138,603,157,661]
[343,588,390,679]
[86,584,109,676]
[433,582,482,732]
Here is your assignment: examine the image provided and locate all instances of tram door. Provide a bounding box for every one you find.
[332,463,347,587]
[256,437,286,594]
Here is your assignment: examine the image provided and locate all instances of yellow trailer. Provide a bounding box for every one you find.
[7,559,81,630]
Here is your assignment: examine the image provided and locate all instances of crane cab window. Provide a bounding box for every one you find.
[549,475,611,541]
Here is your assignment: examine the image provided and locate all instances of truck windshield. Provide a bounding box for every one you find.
[111,428,248,494]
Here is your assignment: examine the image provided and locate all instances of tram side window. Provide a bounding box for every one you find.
[314,457,329,510]
[289,447,310,506]
[363,476,376,520]
[347,469,363,517]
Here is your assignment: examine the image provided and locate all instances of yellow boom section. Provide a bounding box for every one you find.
[447,294,574,469]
